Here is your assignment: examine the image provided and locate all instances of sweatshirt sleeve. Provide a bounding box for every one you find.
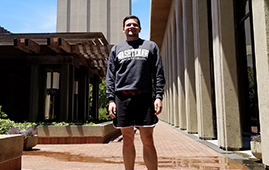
[106,46,116,102]
[153,44,166,100]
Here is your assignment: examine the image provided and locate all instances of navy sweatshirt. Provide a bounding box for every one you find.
[106,38,165,102]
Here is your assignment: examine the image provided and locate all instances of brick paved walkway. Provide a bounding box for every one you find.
[22,121,252,170]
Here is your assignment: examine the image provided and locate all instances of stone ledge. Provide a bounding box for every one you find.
[37,121,121,144]
[0,135,23,170]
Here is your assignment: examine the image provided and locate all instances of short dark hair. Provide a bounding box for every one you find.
[123,15,141,28]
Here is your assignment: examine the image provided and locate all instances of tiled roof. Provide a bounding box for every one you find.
[0,26,11,33]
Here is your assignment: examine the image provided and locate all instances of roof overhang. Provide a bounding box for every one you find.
[0,32,113,78]
[150,0,172,49]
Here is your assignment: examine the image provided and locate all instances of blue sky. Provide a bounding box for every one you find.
[0,0,151,40]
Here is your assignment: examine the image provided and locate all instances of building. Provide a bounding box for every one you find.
[56,0,131,44]
[0,32,111,122]
[150,0,269,167]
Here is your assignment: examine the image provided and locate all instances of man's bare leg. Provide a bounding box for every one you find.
[121,127,136,170]
[139,127,158,170]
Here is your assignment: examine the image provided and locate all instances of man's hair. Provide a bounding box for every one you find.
[123,15,141,28]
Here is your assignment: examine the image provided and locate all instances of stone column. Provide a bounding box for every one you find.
[78,71,87,121]
[167,31,174,125]
[192,0,214,139]
[29,63,39,122]
[161,43,169,123]
[165,47,170,124]
[92,75,99,120]
[183,0,197,133]
[171,1,180,127]
[252,0,269,166]
[211,0,242,149]
[60,64,70,122]
[175,0,186,130]
[68,65,75,122]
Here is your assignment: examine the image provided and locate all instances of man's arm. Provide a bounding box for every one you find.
[106,47,116,102]
[106,47,117,118]
[153,44,166,101]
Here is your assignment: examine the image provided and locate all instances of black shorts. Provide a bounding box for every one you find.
[113,91,159,129]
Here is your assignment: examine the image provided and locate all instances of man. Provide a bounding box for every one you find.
[106,15,165,170]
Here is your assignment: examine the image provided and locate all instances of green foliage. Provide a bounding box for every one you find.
[0,108,37,137]
[98,78,108,109]
[89,78,108,109]
[8,122,37,138]
[89,78,109,120]
[0,106,7,118]
[0,118,16,134]
[37,121,95,126]
[98,108,111,121]
[51,122,70,126]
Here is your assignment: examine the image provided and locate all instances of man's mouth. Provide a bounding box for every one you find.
[128,30,136,36]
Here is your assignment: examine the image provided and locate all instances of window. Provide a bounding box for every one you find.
[234,0,260,135]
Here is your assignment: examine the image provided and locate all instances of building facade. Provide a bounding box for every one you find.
[57,0,131,44]
[150,0,269,167]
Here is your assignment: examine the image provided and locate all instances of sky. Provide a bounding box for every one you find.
[0,0,151,40]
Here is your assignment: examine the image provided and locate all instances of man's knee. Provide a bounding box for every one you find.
[122,134,134,144]
[139,128,155,146]
[141,135,154,146]
[121,127,135,145]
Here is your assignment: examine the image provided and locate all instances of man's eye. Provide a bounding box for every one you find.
[126,24,138,27]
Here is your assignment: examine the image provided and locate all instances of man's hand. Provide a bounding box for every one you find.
[108,102,116,118]
[154,98,162,115]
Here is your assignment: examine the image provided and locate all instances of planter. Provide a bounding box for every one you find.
[0,135,24,170]
[24,135,38,150]
[37,121,120,144]
[250,141,262,160]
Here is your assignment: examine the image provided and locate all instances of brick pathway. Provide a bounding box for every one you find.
[22,121,250,170]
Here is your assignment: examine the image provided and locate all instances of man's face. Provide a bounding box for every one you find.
[123,18,141,38]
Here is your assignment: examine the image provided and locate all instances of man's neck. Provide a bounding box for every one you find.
[126,36,139,42]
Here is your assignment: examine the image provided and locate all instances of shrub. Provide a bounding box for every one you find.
[98,108,111,121]
[37,121,95,126]
[0,106,7,118]
[5,122,37,138]
[0,118,16,134]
